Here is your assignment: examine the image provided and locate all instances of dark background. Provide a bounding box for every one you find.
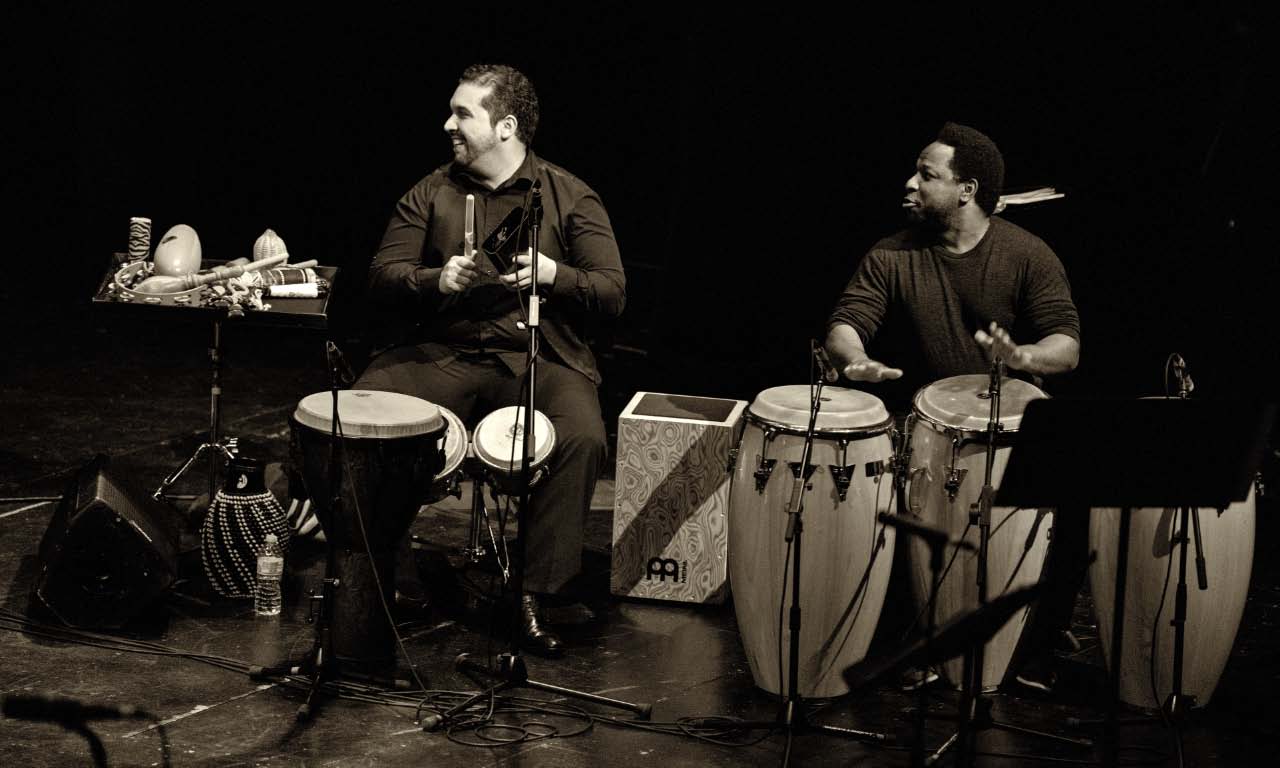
[5,4,1275,419]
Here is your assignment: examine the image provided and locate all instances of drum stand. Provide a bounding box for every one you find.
[769,350,890,767]
[928,361,1089,767]
[153,318,237,505]
[424,182,651,731]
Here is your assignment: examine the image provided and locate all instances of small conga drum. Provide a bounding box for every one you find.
[1089,400,1256,710]
[904,374,1052,690]
[289,390,446,677]
[472,406,556,495]
[729,385,897,698]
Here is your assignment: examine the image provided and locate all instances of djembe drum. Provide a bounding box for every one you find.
[289,390,447,677]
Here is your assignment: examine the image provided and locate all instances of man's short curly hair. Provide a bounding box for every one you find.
[936,122,1005,215]
[459,64,540,146]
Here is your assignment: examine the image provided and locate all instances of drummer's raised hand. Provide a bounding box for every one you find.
[439,254,478,294]
[500,250,556,291]
[841,359,904,383]
[974,321,1032,370]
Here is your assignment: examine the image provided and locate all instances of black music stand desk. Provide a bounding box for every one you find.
[994,397,1274,767]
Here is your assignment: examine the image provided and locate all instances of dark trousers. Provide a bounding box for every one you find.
[355,345,607,594]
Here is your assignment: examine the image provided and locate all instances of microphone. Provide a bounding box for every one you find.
[1172,354,1194,398]
[325,341,356,387]
[2,693,147,723]
[813,342,840,383]
[876,512,976,552]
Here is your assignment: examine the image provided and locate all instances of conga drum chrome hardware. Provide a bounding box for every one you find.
[729,385,897,698]
[904,374,1051,691]
[289,390,446,678]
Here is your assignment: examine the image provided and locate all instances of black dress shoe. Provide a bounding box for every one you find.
[520,593,563,658]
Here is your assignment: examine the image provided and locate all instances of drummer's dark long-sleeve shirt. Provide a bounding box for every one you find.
[827,216,1080,411]
[367,151,625,385]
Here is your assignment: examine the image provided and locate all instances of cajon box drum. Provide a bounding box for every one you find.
[611,392,747,604]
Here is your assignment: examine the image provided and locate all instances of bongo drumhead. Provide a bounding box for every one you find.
[473,406,556,473]
[912,374,1047,432]
[747,384,890,433]
[293,390,444,439]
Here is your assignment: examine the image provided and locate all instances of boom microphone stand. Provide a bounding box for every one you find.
[770,343,890,767]
[929,358,1090,767]
[426,180,650,729]
[1164,355,1210,721]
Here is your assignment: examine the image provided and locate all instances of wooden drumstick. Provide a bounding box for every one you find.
[134,253,291,294]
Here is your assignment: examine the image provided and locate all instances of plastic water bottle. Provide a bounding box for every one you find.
[254,534,284,617]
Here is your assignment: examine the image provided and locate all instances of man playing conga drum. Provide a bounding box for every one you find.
[824,123,1081,691]
[356,64,625,657]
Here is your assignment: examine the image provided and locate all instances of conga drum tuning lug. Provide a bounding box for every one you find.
[727,447,740,474]
[787,461,818,481]
[944,467,968,500]
[753,457,777,492]
[830,464,857,501]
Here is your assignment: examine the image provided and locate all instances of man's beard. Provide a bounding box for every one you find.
[452,131,499,167]
[906,203,953,233]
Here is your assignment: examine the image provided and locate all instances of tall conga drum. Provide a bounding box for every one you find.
[289,390,446,678]
[729,385,897,698]
[1089,399,1256,710]
[904,374,1052,690]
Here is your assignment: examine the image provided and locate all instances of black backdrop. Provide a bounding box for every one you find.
[6,4,1275,410]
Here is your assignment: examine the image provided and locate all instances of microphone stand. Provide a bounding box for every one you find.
[1165,358,1209,722]
[427,180,651,730]
[772,343,889,767]
[248,342,345,721]
[928,359,1090,767]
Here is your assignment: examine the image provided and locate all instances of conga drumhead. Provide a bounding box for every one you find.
[435,406,467,482]
[748,385,891,433]
[912,374,1047,432]
[473,406,556,472]
[293,390,444,438]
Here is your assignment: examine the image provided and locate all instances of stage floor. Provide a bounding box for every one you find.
[1,316,1277,767]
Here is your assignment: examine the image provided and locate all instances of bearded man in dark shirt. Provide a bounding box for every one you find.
[356,64,625,657]
[825,123,1082,692]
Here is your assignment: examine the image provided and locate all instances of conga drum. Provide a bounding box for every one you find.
[904,374,1052,690]
[1089,400,1256,709]
[289,390,447,677]
[472,406,556,495]
[729,385,897,698]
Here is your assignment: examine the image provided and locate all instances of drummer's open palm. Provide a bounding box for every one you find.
[842,359,904,382]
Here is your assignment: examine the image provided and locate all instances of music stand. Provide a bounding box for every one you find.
[994,398,1274,768]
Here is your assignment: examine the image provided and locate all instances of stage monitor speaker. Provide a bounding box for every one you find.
[31,455,179,628]
[611,392,747,604]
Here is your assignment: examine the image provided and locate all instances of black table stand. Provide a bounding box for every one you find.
[993,395,1274,767]
[153,317,237,504]
[424,181,650,731]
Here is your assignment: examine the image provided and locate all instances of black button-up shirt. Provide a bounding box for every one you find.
[368,151,625,384]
